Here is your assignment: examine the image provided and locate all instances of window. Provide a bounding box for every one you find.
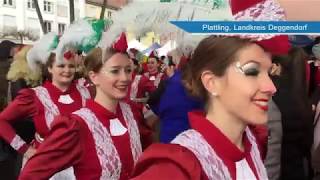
[43,1,53,13]
[3,0,14,6]
[44,21,52,32]
[27,0,35,9]
[58,23,65,34]
[107,11,112,18]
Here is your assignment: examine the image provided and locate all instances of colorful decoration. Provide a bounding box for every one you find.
[55,18,107,64]
[27,32,59,71]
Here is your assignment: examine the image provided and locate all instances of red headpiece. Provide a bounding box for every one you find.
[63,51,75,60]
[112,32,128,53]
[149,50,158,58]
[231,0,290,55]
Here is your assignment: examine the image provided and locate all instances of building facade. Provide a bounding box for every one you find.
[0,0,128,44]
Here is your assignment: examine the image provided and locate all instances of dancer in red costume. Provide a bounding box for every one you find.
[19,33,152,180]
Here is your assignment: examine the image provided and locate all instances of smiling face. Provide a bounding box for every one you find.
[48,57,76,87]
[90,53,132,101]
[147,57,159,73]
[212,44,276,125]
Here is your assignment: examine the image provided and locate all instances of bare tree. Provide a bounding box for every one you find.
[69,0,75,23]
[1,28,39,44]
[34,0,47,34]
[100,0,107,20]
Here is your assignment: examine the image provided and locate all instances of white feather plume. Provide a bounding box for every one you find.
[27,32,58,71]
[55,19,94,64]
[99,0,232,54]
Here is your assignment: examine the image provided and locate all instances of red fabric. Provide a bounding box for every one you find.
[143,72,167,87]
[315,67,320,87]
[132,143,205,180]
[19,99,152,180]
[0,81,86,154]
[149,51,157,58]
[131,111,264,180]
[0,89,37,153]
[177,56,190,70]
[256,35,290,55]
[230,0,290,55]
[249,124,268,160]
[126,73,156,110]
[306,61,310,88]
[113,32,128,53]
[142,63,148,73]
[230,0,264,15]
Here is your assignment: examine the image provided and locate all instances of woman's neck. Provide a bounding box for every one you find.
[206,104,246,151]
[52,81,69,92]
[94,90,118,113]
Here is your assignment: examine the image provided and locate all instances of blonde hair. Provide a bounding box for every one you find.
[7,45,42,87]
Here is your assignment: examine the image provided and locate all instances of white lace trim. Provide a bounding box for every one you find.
[234,0,285,21]
[119,102,142,163]
[10,135,26,151]
[73,108,121,180]
[154,73,164,87]
[234,0,286,41]
[172,128,268,180]
[172,130,232,180]
[33,86,60,129]
[130,75,142,100]
[76,79,91,107]
[49,167,76,180]
[245,127,268,180]
[144,72,163,87]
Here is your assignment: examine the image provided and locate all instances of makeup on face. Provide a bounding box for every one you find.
[235,61,272,77]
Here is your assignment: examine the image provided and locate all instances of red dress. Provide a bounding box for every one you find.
[19,99,152,180]
[0,80,90,154]
[143,72,166,88]
[131,111,268,180]
[126,73,156,110]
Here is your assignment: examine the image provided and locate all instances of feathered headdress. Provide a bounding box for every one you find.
[27,32,59,71]
[98,0,233,56]
[230,0,290,55]
[102,0,289,57]
[55,17,109,64]
[7,45,42,87]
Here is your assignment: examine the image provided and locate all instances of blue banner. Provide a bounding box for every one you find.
[170,21,320,34]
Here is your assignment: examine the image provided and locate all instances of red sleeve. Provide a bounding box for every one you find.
[249,124,268,160]
[131,143,203,180]
[19,115,83,180]
[128,102,153,150]
[0,89,38,153]
[139,76,156,94]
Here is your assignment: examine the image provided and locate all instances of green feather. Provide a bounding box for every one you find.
[49,35,59,50]
[79,18,108,53]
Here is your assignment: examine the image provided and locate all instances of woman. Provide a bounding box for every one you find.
[272,47,313,180]
[19,35,152,179]
[131,36,276,180]
[143,51,166,88]
[0,34,91,172]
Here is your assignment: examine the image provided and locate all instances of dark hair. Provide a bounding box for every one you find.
[148,56,159,62]
[84,47,129,74]
[272,47,313,152]
[181,36,253,103]
[42,53,56,81]
[273,47,309,105]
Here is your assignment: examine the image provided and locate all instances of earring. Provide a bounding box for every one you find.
[211,92,218,97]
